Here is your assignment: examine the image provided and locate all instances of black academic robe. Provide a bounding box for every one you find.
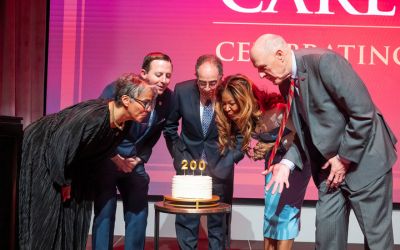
[18,99,130,250]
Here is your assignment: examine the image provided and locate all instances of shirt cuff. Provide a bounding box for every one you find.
[280,159,296,171]
[336,154,351,165]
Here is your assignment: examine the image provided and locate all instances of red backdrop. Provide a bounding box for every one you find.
[46,0,400,201]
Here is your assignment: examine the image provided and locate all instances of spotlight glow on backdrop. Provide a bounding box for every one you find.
[47,0,400,201]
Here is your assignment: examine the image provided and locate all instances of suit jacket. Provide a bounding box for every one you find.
[100,82,174,163]
[163,79,244,181]
[281,48,397,191]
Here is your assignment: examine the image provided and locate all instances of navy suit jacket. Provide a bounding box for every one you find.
[100,82,173,163]
[163,79,244,181]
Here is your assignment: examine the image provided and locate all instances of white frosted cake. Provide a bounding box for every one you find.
[172,175,212,199]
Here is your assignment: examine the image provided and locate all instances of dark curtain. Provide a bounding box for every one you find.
[0,0,47,128]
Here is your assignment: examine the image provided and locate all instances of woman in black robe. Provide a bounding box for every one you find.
[18,74,157,250]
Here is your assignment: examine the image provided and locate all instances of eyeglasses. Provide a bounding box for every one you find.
[132,97,154,110]
[197,79,219,88]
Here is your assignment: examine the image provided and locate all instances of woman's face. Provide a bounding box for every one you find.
[127,88,155,122]
[221,90,240,121]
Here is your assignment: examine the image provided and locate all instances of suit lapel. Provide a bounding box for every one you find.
[280,79,307,155]
[134,111,154,144]
[297,74,309,122]
[291,93,308,155]
[293,53,312,160]
[294,53,310,123]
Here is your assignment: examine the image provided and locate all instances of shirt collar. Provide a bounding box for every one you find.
[291,50,297,80]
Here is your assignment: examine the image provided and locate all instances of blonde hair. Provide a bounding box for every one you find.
[215,74,262,153]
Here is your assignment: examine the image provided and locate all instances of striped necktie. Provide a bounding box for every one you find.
[201,100,213,136]
[201,100,213,161]
[266,78,295,169]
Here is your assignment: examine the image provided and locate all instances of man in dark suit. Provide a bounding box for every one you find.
[164,54,244,249]
[250,34,397,249]
[92,52,174,250]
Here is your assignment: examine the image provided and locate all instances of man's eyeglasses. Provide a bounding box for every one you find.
[197,80,218,88]
[132,97,154,110]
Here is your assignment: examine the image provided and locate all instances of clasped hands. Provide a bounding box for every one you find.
[250,141,274,161]
[111,154,141,173]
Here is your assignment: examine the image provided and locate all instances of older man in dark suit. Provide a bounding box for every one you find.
[250,34,397,250]
[164,54,244,249]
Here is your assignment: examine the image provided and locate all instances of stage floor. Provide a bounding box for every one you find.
[85,236,400,250]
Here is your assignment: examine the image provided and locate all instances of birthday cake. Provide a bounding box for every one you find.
[171,159,212,200]
[172,175,212,199]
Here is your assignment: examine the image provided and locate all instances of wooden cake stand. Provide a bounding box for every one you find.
[154,198,232,249]
[163,195,220,209]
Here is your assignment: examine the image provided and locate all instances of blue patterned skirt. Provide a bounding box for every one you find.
[263,165,311,240]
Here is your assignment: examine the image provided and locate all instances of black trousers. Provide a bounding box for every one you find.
[175,177,233,250]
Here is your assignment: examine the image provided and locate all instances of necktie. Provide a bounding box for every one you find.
[201,100,213,161]
[266,79,295,169]
[201,100,213,136]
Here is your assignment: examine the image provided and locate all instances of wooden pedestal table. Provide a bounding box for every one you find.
[154,195,232,249]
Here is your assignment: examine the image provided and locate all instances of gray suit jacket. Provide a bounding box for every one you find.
[281,48,397,191]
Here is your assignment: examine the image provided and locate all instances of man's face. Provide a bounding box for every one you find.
[141,59,172,95]
[250,47,290,85]
[196,62,222,100]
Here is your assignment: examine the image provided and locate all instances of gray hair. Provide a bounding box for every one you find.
[114,73,157,107]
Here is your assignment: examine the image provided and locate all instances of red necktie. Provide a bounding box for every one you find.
[266,78,295,170]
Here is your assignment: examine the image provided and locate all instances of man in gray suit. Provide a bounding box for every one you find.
[250,34,397,249]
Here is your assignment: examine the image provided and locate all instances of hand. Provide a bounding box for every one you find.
[261,163,290,194]
[252,142,274,161]
[111,154,141,173]
[322,155,350,190]
[125,157,142,170]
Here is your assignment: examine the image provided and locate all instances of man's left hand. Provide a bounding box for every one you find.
[322,155,350,190]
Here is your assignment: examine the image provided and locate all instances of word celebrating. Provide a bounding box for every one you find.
[223,0,396,16]
[216,41,400,66]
